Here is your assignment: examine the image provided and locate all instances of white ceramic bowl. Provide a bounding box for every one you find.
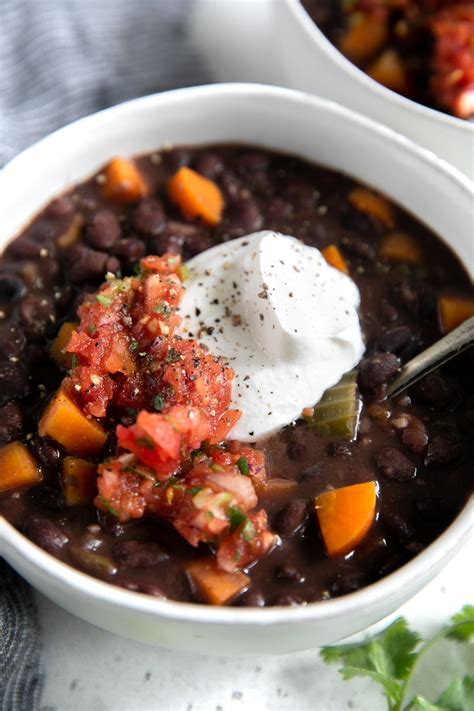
[0,84,472,655]
[274,0,474,181]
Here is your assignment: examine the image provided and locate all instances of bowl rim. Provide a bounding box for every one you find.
[0,82,472,626]
[283,0,474,135]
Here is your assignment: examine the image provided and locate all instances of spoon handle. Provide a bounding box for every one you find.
[386,316,474,400]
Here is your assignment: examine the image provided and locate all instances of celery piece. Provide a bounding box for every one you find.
[305,371,361,440]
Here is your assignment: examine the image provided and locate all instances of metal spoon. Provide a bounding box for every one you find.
[386,316,474,400]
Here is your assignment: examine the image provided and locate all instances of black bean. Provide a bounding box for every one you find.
[0,402,23,445]
[424,433,462,467]
[286,441,307,461]
[0,362,30,404]
[104,255,121,275]
[267,197,293,221]
[376,326,413,354]
[150,232,184,256]
[26,518,68,553]
[18,294,55,338]
[47,196,75,217]
[275,563,305,583]
[358,352,400,390]
[112,539,169,568]
[272,592,306,606]
[30,485,64,510]
[375,447,416,481]
[7,237,42,260]
[193,152,224,179]
[329,571,366,597]
[383,511,413,540]
[30,436,61,470]
[114,238,146,266]
[132,199,166,236]
[224,198,263,237]
[0,325,26,359]
[68,245,108,283]
[165,147,190,172]
[282,182,316,209]
[401,416,428,455]
[235,150,269,178]
[239,589,266,607]
[273,500,308,536]
[375,553,406,579]
[118,578,165,597]
[414,373,453,409]
[326,442,352,457]
[220,171,241,199]
[299,464,320,481]
[380,299,399,323]
[393,280,435,317]
[344,237,376,260]
[70,546,118,577]
[86,210,121,250]
[0,274,25,303]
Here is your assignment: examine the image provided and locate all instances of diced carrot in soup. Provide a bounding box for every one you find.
[187,558,249,605]
[314,481,377,557]
[438,295,474,333]
[50,321,77,369]
[367,49,410,95]
[102,157,148,204]
[322,244,349,274]
[379,232,423,264]
[339,12,388,64]
[349,187,395,229]
[39,387,107,456]
[62,457,98,506]
[167,167,224,225]
[0,442,42,493]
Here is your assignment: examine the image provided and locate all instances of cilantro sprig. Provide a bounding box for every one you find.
[321,605,474,711]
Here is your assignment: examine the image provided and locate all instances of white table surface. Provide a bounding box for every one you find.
[36,537,473,711]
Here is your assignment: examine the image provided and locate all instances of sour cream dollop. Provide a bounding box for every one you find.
[180,231,364,441]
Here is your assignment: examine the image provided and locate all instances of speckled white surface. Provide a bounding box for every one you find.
[36,537,472,711]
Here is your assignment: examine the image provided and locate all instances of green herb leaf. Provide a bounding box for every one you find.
[154,302,172,317]
[321,608,474,711]
[70,353,79,369]
[135,437,155,450]
[228,505,247,531]
[242,519,256,542]
[179,264,190,281]
[153,394,165,412]
[435,675,474,711]
[133,263,143,277]
[129,339,139,352]
[236,456,250,476]
[98,496,120,518]
[446,606,474,643]
[189,486,203,497]
[87,323,97,336]
[96,293,113,307]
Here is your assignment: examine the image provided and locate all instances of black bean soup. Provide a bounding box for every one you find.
[0,144,472,607]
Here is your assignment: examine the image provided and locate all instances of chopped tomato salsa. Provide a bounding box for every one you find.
[54,253,275,573]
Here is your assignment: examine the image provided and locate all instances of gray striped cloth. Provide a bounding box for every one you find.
[0,2,210,708]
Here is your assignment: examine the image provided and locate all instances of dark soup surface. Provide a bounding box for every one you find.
[0,144,473,607]
[301,0,474,120]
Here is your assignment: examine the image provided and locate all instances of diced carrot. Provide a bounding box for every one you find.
[102,157,148,204]
[367,49,409,95]
[349,187,395,228]
[187,558,249,605]
[257,477,298,498]
[314,481,377,557]
[379,232,423,265]
[0,441,42,493]
[62,456,97,506]
[39,387,107,456]
[167,167,224,226]
[50,322,77,369]
[322,244,349,274]
[57,214,84,248]
[438,295,474,334]
[339,12,388,64]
